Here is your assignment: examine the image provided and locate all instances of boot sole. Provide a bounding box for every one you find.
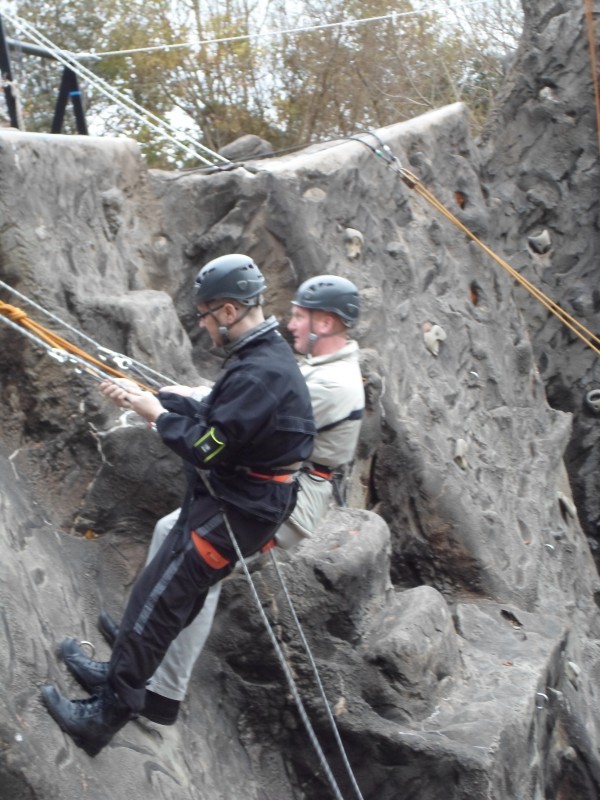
[71,734,106,757]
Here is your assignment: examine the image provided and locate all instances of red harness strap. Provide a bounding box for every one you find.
[306,463,334,480]
[246,470,295,483]
[246,469,296,483]
[192,528,277,564]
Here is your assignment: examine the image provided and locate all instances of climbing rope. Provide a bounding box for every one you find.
[351,131,600,357]
[0,280,179,388]
[0,284,173,392]
[583,0,600,154]
[195,473,358,800]
[224,530,352,799]
[0,308,108,380]
[268,550,365,800]
[79,1,490,59]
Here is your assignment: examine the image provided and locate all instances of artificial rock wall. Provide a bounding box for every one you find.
[1,1,600,798]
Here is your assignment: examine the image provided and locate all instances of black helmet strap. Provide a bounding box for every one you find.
[215,301,255,345]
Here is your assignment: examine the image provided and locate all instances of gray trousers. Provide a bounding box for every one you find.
[146,473,333,701]
[144,509,222,701]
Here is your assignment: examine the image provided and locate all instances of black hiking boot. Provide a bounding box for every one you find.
[59,638,109,693]
[98,609,119,646]
[41,684,134,756]
[62,634,180,726]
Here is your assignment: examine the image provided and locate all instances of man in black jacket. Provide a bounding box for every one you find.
[41,254,315,756]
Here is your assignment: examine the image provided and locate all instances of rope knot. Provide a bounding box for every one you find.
[0,301,28,322]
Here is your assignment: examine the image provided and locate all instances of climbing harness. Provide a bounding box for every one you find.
[305,463,335,480]
[0,280,178,393]
[350,130,600,358]
[195,470,364,800]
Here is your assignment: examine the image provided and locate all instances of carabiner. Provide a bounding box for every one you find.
[47,347,70,364]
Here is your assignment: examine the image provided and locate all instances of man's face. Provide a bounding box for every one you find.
[287,305,313,354]
[197,303,225,347]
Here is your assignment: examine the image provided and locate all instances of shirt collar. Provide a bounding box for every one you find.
[225,315,280,357]
[304,339,359,366]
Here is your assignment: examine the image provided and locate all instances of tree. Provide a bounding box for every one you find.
[4,0,523,167]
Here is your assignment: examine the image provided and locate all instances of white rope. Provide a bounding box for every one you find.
[228,543,349,798]
[268,551,365,800]
[76,0,491,59]
[0,311,120,384]
[2,12,230,166]
[197,470,351,800]
[0,280,177,386]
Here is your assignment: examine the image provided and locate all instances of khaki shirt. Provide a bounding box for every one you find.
[276,340,364,549]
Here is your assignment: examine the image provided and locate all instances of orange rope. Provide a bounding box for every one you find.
[397,169,600,357]
[583,0,600,154]
[0,300,158,392]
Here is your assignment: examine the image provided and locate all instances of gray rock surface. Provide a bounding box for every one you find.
[1,2,600,798]
[218,134,274,161]
[480,0,600,559]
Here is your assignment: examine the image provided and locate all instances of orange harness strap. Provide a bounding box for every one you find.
[246,470,295,483]
[307,467,333,480]
[193,528,277,562]
[191,530,230,569]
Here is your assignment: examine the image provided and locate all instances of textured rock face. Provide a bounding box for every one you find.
[480,0,600,558]
[1,4,600,799]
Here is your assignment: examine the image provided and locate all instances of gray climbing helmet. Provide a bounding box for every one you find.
[195,254,266,306]
[292,274,360,327]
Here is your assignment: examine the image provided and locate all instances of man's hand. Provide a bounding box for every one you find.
[100,380,166,424]
[100,379,139,408]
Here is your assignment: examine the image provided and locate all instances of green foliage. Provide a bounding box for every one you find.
[4,0,522,167]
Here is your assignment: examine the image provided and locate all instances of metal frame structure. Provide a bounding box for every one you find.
[0,13,88,135]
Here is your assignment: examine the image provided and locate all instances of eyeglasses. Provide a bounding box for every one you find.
[196,304,224,321]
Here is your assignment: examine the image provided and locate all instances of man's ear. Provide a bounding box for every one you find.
[321,312,338,333]
[222,301,240,321]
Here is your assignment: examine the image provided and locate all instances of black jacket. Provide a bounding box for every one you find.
[155,319,315,523]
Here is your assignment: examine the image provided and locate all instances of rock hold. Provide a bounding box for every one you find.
[528,228,552,254]
[423,323,447,356]
[342,227,364,260]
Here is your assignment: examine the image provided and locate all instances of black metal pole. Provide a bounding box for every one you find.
[52,66,88,135]
[6,36,60,61]
[51,66,68,133]
[68,70,88,135]
[0,15,21,129]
